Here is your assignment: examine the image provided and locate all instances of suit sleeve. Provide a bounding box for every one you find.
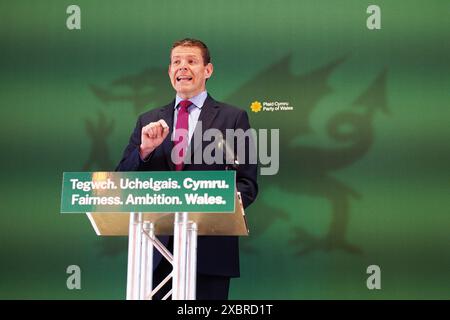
[115,117,153,171]
[234,110,258,209]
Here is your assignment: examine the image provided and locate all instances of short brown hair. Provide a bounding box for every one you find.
[171,38,211,65]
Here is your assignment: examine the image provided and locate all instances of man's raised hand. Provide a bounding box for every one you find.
[139,119,170,159]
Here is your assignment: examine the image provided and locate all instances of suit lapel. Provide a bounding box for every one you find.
[159,95,220,169]
[187,95,220,166]
[158,101,176,171]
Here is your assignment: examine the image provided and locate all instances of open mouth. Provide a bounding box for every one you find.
[176,76,193,82]
[177,76,192,81]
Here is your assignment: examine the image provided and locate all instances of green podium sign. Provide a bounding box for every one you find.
[61,171,236,213]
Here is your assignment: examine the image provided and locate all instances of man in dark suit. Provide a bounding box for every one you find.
[116,38,258,299]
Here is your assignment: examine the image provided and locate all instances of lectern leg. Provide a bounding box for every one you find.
[186,222,198,300]
[173,212,198,300]
[173,211,188,300]
[140,222,154,300]
[126,212,143,300]
[125,212,197,300]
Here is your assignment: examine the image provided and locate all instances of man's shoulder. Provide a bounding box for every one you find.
[137,101,174,121]
[209,96,247,117]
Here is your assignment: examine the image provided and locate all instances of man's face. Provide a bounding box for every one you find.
[168,46,213,99]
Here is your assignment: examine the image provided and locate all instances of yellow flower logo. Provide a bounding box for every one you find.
[250,101,262,113]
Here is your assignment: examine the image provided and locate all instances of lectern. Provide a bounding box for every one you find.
[61,171,248,300]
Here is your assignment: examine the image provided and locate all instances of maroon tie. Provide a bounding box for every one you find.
[174,100,191,171]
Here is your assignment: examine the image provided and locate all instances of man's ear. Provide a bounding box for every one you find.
[205,63,213,79]
[168,65,171,77]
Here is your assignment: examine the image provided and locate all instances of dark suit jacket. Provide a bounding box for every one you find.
[116,95,258,277]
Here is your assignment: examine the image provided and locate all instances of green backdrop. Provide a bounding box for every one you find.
[1,0,449,299]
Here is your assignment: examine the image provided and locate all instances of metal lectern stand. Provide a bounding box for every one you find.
[86,192,248,300]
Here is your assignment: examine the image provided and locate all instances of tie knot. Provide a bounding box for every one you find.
[179,100,192,110]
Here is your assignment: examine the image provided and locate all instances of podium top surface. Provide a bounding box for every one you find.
[86,193,249,236]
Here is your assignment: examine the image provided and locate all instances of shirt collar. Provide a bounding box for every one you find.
[174,91,208,109]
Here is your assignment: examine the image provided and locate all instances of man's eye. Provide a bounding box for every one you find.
[173,60,180,65]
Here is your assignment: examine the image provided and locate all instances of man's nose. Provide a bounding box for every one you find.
[179,60,189,69]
